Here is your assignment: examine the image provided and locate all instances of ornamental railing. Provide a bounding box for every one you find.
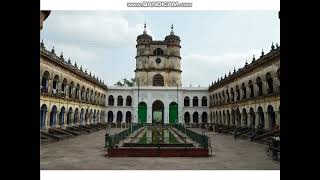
[105,123,142,148]
[174,124,208,148]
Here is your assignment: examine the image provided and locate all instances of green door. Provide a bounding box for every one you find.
[138,102,147,124]
[169,102,178,124]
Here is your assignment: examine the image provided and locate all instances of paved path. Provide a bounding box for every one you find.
[40,128,280,170]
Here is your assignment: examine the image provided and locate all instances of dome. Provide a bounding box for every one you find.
[137,33,152,41]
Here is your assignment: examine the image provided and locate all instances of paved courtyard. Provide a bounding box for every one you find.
[40,128,280,170]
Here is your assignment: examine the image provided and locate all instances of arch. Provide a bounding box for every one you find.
[267,105,276,129]
[67,107,73,125]
[81,86,85,100]
[61,78,68,93]
[249,108,255,128]
[138,102,147,123]
[49,105,57,127]
[59,106,65,126]
[226,90,230,102]
[235,108,241,126]
[41,71,50,90]
[84,109,89,123]
[248,80,254,98]
[226,110,230,125]
[219,111,222,124]
[80,108,84,124]
[266,72,274,94]
[108,95,114,106]
[51,75,59,95]
[117,95,123,106]
[40,104,47,128]
[257,106,265,129]
[193,96,198,107]
[74,108,79,124]
[89,109,93,123]
[184,112,190,124]
[108,111,114,123]
[230,88,235,102]
[222,110,226,124]
[201,96,207,106]
[236,85,240,101]
[126,96,132,106]
[241,83,247,99]
[75,84,80,99]
[256,77,263,96]
[184,96,190,107]
[152,100,164,124]
[242,108,248,127]
[231,109,235,125]
[69,81,74,98]
[193,112,199,124]
[202,112,208,123]
[125,111,132,123]
[116,111,123,123]
[90,89,94,102]
[169,102,178,124]
[153,74,164,86]
[153,48,164,56]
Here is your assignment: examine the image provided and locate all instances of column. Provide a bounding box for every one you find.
[262,81,268,95]
[240,113,245,127]
[264,112,269,130]
[45,110,51,129]
[275,110,280,129]
[255,112,260,129]
[47,79,53,94]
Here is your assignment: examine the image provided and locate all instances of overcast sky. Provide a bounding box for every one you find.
[40,11,280,87]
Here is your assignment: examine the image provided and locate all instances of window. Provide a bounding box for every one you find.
[153,74,164,86]
[201,96,207,106]
[193,97,198,107]
[153,48,164,56]
[184,97,190,106]
[117,96,123,106]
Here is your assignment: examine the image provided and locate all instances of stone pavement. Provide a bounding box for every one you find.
[40,128,280,170]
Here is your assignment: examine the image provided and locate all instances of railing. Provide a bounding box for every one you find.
[105,123,142,148]
[174,124,208,148]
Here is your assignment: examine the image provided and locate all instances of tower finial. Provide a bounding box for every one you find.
[170,24,174,35]
[143,22,147,34]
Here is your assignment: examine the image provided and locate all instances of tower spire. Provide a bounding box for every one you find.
[170,24,174,35]
[143,22,147,34]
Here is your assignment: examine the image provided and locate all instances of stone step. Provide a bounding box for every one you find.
[40,131,63,141]
[48,128,75,140]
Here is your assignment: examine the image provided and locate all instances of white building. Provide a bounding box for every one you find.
[106,24,209,124]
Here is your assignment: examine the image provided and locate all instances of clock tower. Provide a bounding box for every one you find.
[135,24,182,87]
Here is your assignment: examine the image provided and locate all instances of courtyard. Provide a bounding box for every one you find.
[40,128,280,170]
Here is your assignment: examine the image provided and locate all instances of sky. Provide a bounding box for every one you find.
[40,11,280,87]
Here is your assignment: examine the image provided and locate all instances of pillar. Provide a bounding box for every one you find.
[45,110,51,129]
[47,79,53,94]
[255,112,260,129]
[275,110,280,129]
[264,112,269,130]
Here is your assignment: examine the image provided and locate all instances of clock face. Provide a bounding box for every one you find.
[156,58,161,64]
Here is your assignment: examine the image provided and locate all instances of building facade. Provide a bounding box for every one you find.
[40,42,108,129]
[208,44,280,130]
[106,86,209,124]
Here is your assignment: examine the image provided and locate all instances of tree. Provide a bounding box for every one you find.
[114,78,135,87]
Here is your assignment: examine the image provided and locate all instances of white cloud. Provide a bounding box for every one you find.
[182,49,262,87]
[43,11,151,48]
